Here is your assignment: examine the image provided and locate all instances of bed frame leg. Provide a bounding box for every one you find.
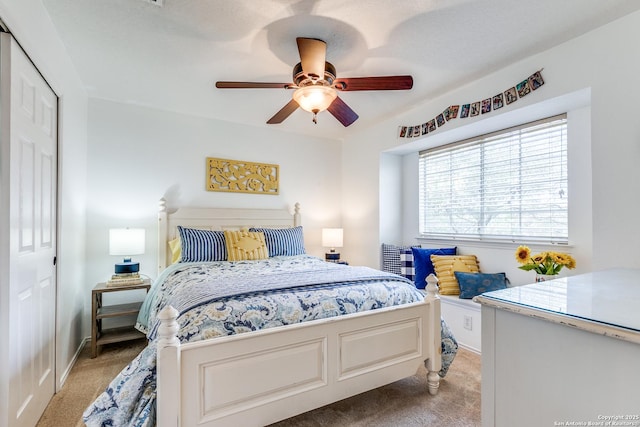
[157,305,181,427]
[424,273,442,396]
[426,370,441,395]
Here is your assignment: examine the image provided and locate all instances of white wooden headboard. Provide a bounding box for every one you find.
[158,199,301,272]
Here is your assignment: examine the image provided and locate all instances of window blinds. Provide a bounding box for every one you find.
[419,114,568,243]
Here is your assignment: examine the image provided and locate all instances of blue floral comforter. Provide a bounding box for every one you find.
[83,255,458,427]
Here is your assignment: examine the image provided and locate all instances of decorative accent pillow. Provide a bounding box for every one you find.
[224,230,269,261]
[168,237,181,264]
[177,226,227,262]
[400,249,415,281]
[411,247,457,289]
[381,243,420,275]
[248,226,305,256]
[454,272,508,299]
[430,255,480,295]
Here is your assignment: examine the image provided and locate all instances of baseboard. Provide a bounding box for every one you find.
[458,342,481,355]
[57,336,88,391]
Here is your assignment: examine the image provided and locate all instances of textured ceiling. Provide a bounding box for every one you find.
[41,0,640,140]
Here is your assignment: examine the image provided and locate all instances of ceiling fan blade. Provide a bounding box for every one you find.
[333,75,413,91]
[327,96,359,127]
[296,37,326,79]
[216,81,294,89]
[267,99,299,124]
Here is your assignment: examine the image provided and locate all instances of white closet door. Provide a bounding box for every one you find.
[1,33,58,427]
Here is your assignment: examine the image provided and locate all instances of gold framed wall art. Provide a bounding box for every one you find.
[206,157,279,195]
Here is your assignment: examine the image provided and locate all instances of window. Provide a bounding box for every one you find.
[419,114,568,243]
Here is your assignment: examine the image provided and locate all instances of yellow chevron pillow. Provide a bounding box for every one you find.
[430,255,480,295]
[224,229,269,261]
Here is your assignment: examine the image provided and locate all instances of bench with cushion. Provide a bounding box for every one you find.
[381,244,508,353]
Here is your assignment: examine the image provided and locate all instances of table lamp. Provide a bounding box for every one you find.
[109,228,145,274]
[322,228,343,261]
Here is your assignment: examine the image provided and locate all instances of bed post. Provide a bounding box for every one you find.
[157,305,180,427]
[293,202,301,227]
[159,198,168,272]
[424,273,442,395]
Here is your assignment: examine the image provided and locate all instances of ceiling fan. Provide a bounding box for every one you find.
[215,37,413,127]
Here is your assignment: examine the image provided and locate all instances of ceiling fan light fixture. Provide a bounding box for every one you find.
[292,85,337,114]
[216,37,412,127]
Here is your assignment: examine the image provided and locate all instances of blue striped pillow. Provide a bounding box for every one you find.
[249,226,305,256]
[177,226,227,262]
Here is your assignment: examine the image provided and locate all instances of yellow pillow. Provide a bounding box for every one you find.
[168,237,182,264]
[430,255,480,295]
[223,230,269,261]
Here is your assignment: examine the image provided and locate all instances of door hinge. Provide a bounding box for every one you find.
[53,256,57,266]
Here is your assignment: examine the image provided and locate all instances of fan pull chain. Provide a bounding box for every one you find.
[312,111,318,124]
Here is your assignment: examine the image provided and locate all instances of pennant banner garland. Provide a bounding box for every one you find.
[398,69,545,139]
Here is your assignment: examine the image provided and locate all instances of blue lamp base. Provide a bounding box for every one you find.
[325,252,340,261]
[114,258,140,274]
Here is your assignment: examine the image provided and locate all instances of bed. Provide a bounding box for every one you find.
[83,202,457,427]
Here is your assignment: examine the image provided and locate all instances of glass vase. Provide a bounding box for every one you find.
[535,274,557,283]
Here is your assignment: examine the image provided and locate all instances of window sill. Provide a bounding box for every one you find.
[416,236,573,251]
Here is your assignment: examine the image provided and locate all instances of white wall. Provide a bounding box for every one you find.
[342,10,640,284]
[0,0,88,395]
[379,153,403,245]
[85,99,342,318]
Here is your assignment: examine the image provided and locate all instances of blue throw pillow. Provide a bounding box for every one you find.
[399,249,415,281]
[411,247,457,289]
[381,243,420,275]
[249,226,305,256]
[178,226,227,262]
[454,272,507,299]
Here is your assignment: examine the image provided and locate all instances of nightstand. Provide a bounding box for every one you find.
[91,280,151,358]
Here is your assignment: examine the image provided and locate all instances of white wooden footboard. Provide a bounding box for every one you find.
[157,275,441,427]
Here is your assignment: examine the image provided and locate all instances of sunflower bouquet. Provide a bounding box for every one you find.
[514,245,576,275]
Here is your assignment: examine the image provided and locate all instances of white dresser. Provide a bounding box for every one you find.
[476,269,640,427]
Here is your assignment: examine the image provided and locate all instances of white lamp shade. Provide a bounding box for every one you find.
[322,228,343,248]
[109,228,145,256]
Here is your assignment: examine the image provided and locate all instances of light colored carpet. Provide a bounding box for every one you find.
[37,341,481,426]
[269,347,481,427]
[36,339,148,427]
